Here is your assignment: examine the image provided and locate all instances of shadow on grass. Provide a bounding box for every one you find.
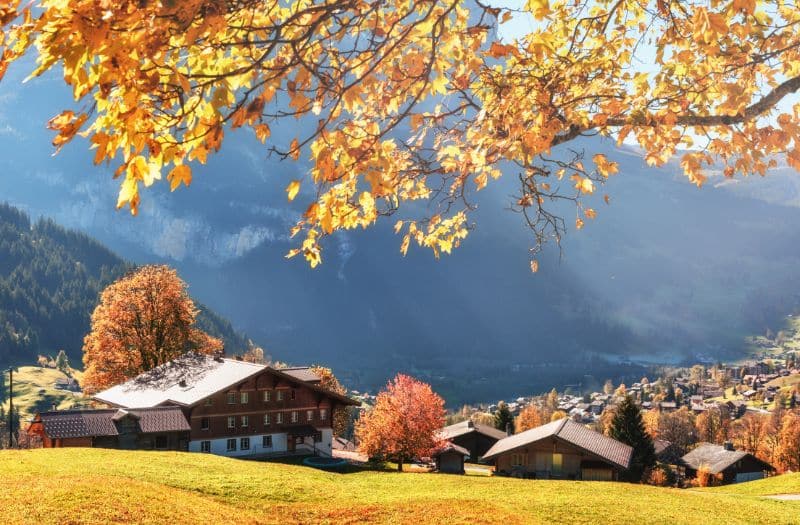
[244,454,395,474]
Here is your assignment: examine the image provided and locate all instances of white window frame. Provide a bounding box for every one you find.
[263,391,271,402]
[200,440,211,453]
[306,410,314,422]
[240,437,250,451]
[276,412,283,424]
[291,411,298,423]
[320,409,327,421]
[241,392,249,404]
[226,438,237,451]
[227,416,236,429]
[262,435,273,448]
[201,417,210,430]
[227,392,236,404]
[277,390,285,401]
[264,413,271,426]
[241,415,249,428]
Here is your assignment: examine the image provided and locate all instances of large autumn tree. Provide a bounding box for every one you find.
[82,265,222,393]
[356,373,445,471]
[1,1,800,268]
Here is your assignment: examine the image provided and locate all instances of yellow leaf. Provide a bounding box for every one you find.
[526,0,550,20]
[575,217,584,230]
[289,138,300,160]
[530,259,539,273]
[584,208,597,219]
[167,164,192,192]
[286,180,301,201]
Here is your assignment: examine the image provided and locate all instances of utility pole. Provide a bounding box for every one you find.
[7,368,12,448]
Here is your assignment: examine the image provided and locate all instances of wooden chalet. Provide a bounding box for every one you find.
[681,442,775,484]
[481,418,632,481]
[29,353,359,458]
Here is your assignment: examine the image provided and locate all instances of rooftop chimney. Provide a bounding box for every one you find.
[723,441,734,451]
[506,422,512,436]
[467,420,474,429]
[178,379,187,388]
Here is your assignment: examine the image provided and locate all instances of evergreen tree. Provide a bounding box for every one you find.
[609,395,656,482]
[0,369,5,404]
[665,383,676,402]
[494,401,515,434]
[55,350,70,375]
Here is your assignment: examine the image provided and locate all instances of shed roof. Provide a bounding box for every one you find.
[681,443,772,474]
[35,407,190,439]
[481,418,633,470]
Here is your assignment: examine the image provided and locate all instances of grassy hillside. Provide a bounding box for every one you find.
[1,366,87,418]
[0,449,798,524]
[703,473,800,497]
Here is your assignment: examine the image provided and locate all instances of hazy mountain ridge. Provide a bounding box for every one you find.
[0,203,251,368]
[3,60,800,403]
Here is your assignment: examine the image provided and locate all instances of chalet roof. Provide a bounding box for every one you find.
[35,407,190,439]
[654,439,672,456]
[439,420,507,441]
[481,418,633,470]
[93,352,358,408]
[281,367,321,383]
[681,443,772,474]
[434,441,470,457]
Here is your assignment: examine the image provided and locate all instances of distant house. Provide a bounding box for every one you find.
[481,418,632,481]
[681,443,775,484]
[439,420,507,462]
[27,407,190,449]
[433,442,470,474]
[659,401,677,411]
[29,353,359,458]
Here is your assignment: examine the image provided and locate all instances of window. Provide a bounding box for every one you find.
[291,411,298,423]
[155,435,168,449]
[511,453,528,467]
[263,391,271,402]
[276,412,283,424]
[240,437,250,451]
[277,390,284,401]
[264,413,271,426]
[306,410,314,422]
[227,392,236,404]
[226,438,237,451]
[227,416,236,429]
[290,389,296,400]
[200,441,211,453]
[241,392,249,404]
[204,398,213,406]
[262,435,273,448]
[320,409,327,421]
[241,415,249,428]
[201,417,210,430]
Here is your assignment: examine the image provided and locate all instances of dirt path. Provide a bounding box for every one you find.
[764,494,800,501]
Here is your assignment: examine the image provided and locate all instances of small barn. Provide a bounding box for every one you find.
[433,442,470,474]
[27,407,190,450]
[438,420,507,462]
[681,442,775,484]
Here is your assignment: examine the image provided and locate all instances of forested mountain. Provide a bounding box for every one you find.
[0,203,250,367]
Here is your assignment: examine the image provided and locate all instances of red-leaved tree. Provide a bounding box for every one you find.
[356,374,445,472]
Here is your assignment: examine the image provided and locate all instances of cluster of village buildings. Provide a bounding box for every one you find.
[21,351,792,487]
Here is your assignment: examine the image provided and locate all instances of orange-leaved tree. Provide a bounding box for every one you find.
[82,265,223,393]
[1,1,800,268]
[310,365,352,437]
[356,373,445,471]
[777,410,800,473]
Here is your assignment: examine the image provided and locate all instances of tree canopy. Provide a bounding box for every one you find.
[2,1,799,267]
[356,373,445,471]
[82,265,223,393]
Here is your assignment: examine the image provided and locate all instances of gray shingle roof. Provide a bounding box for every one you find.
[281,367,321,383]
[481,418,633,469]
[439,420,507,441]
[37,407,189,439]
[681,443,769,474]
[94,352,358,408]
[435,441,471,457]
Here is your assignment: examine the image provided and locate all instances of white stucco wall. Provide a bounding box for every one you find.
[189,432,288,457]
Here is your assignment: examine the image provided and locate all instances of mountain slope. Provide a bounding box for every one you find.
[0,203,251,367]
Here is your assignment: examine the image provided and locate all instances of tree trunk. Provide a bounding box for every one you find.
[397,458,403,472]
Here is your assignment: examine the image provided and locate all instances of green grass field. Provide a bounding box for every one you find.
[3,366,87,418]
[0,449,798,524]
